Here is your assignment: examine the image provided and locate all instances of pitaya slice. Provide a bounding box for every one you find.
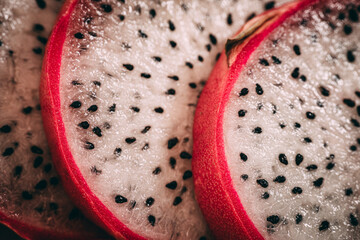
[0,0,108,239]
[193,0,360,239]
[40,0,293,239]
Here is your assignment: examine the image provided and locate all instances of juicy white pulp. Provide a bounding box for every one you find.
[224,0,360,239]
[59,0,291,239]
[0,0,105,236]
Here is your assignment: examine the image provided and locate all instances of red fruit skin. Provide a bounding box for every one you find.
[40,0,144,239]
[192,0,320,239]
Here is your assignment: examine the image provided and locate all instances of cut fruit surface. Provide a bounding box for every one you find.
[193,0,360,239]
[41,0,292,239]
[0,0,109,239]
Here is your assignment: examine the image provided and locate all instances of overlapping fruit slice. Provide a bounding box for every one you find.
[41,0,292,239]
[193,0,360,239]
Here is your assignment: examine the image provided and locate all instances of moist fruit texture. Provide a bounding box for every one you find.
[194,0,360,239]
[41,0,292,239]
[0,0,108,239]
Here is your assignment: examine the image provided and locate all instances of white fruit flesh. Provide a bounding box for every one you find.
[59,0,291,239]
[0,0,105,236]
[224,0,360,239]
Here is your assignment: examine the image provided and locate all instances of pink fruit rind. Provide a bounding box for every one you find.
[40,0,144,239]
[192,0,320,239]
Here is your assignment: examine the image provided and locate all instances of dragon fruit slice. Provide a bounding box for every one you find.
[0,0,108,239]
[193,0,360,239]
[40,0,293,239]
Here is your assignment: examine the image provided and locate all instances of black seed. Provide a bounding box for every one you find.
[115,195,127,204]
[22,106,33,114]
[326,162,335,170]
[306,164,318,171]
[149,9,156,19]
[167,138,179,149]
[2,147,14,157]
[13,165,22,178]
[108,104,116,113]
[50,177,59,186]
[92,127,102,137]
[35,180,47,190]
[123,64,134,71]
[267,215,280,224]
[279,154,288,165]
[78,121,89,129]
[183,170,193,180]
[37,36,47,44]
[88,32,97,37]
[166,181,177,190]
[205,44,211,52]
[252,127,262,134]
[349,8,359,22]
[264,1,275,10]
[292,187,303,194]
[319,221,330,231]
[246,13,256,22]
[357,138,360,144]
[291,67,300,78]
[138,30,148,38]
[130,107,140,113]
[169,40,177,48]
[87,105,98,112]
[189,83,197,89]
[274,176,286,183]
[43,163,52,173]
[185,62,193,69]
[295,214,303,224]
[215,53,221,61]
[71,80,81,85]
[141,73,151,79]
[256,179,268,188]
[180,151,192,159]
[141,126,151,134]
[33,47,42,54]
[154,107,164,113]
[293,45,301,55]
[295,154,303,166]
[168,75,179,81]
[152,56,161,62]
[101,4,112,12]
[22,191,33,200]
[125,137,136,144]
[239,88,249,97]
[84,142,95,150]
[148,215,156,226]
[198,55,204,62]
[294,122,301,128]
[30,146,43,154]
[344,25,353,35]
[209,33,217,45]
[227,13,233,25]
[347,50,356,62]
[319,86,330,96]
[33,24,44,32]
[238,109,247,117]
[70,101,81,108]
[350,214,359,226]
[313,177,324,187]
[173,196,182,206]
[145,197,154,207]
[357,106,360,116]
[303,137,312,143]
[345,188,353,196]
[169,157,176,169]
[166,89,176,95]
[35,0,46,9]
[74,32,84,39]
[33,156,43,168]
[355,91,360,98]
[255,84,264,95]
[351,118,360,127]
[306,111,316,119]
[153,167,161,175]
[240,152,248,162]
[271,56,281,64]
[129,200,136,210]
[343,98,355,107]
[118,15,125,21]
[259,58,270,66]
[168,20,175,31]
[350,145,357,151]
[262,192,270,199]
[113,148,122,157]
[241,174,249,181]
[0,125,11,133]
[300,75,307,82]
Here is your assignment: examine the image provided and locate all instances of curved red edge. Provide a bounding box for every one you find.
[192,0,320,239]
[40,0,144,239]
